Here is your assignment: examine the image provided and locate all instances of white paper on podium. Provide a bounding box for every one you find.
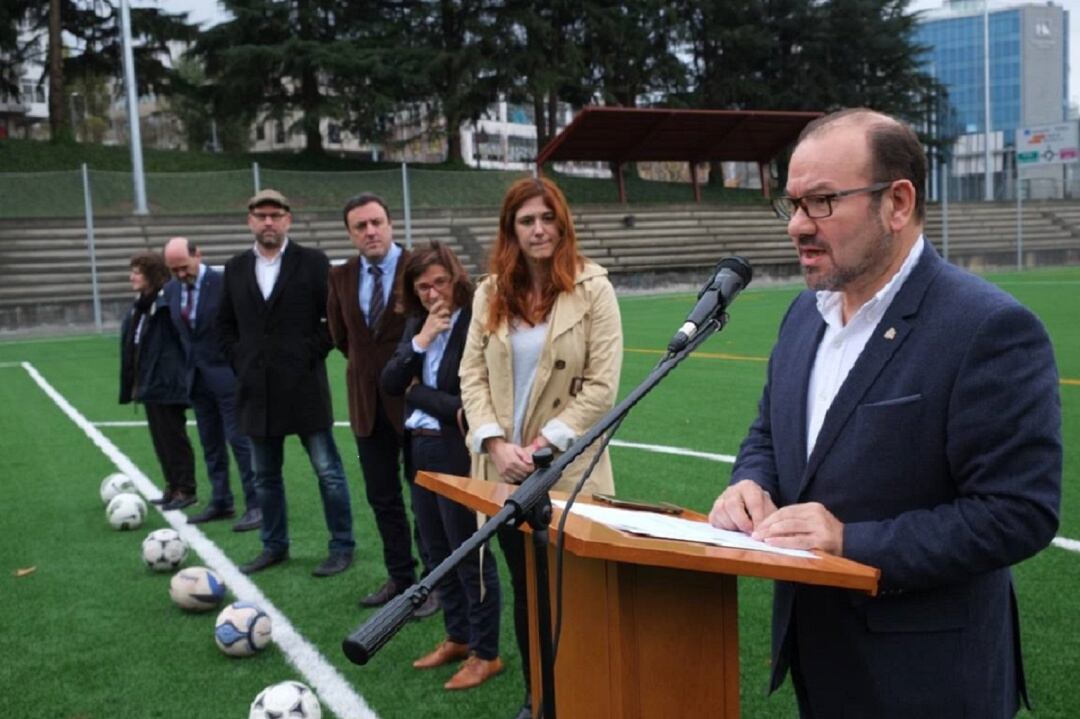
[552,500,817,560]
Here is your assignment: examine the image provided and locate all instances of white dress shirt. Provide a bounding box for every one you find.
[805,236,924,457]
[254,238,289,300]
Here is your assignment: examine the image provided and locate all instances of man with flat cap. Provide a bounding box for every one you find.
[217,189,356,576]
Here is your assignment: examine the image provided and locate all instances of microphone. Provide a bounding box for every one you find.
[667,257,752,353]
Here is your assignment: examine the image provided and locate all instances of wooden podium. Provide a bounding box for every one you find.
[417,472,879,719]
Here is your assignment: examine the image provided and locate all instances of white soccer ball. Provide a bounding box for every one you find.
[141,528,188,572]
[169,566,226,611]
[106,492,147,530]
[215,601,272,657]
[249,680,321,719]
[100,472,136,504]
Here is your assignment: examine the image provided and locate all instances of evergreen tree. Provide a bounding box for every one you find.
[15,0,196,142]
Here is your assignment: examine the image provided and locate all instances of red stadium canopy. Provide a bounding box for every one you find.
[535,106,823,202]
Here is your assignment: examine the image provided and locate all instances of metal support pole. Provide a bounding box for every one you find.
[119,0,148,215]
[82,164,103,331]
[1016,165,1024,271]
[983,0,993,202]
[401,161,413,250]
[942,158,950,263]
[252,162,261,193]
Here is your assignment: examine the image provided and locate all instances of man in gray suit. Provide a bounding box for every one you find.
[163,237,261,532]
[709,108,1061,717]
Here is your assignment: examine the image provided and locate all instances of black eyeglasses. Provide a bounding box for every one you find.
[771,181,894,220]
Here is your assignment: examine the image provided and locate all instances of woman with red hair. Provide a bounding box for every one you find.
[460,176,623,719]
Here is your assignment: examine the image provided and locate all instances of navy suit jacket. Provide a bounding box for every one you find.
[164,266,236,397]
[381,305,472,475]
[733,242,1061,717]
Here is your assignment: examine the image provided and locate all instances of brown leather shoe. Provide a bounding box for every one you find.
[444,655,504,690]
[413,639,470,669]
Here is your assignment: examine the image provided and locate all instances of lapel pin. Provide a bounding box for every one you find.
[884,327,897,340]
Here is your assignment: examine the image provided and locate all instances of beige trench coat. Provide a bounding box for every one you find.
[459,260,623,494]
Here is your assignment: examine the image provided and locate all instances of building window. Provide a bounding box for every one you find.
[256,122,266,141]
[275,121,285,144]
[328,123,341,143]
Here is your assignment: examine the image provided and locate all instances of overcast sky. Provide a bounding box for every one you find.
[145,0,1080,108]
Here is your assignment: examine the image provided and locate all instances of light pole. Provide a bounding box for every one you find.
[119,0,148,215]
[983,0,993,201]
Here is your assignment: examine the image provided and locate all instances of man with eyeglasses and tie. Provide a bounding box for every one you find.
[708,108,1061,718]
[217,189,356,577]
[327,193,437,617]
[163,236,260,532]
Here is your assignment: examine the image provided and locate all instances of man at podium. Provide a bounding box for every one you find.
[709,108,1062,718]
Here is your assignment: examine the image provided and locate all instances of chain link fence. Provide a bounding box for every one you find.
[0,164,537,219]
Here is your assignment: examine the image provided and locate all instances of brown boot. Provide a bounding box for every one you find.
[412,639,470,669]
[444,655,504,690]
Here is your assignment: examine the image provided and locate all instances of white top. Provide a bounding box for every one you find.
[805,236,924,457]
[253,237,289,300]
[509,320,548,445]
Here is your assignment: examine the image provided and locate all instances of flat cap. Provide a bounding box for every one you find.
[247,188,290,211]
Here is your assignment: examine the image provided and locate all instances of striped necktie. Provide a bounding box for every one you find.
[368,265,384,328]
[180,283,195,326]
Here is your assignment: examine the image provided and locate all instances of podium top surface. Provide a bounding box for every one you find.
[418,471,879,595]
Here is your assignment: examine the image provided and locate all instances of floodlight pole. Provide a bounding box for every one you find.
[401,161,413,250]
[983,0,993,202]
[119,0,148,215]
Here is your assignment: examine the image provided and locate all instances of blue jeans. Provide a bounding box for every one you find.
[250,429,354,555]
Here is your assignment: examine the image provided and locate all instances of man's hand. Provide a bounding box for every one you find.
[708,479,778,533]
[484,437,535,484]
[751,502,844,555]
[414,300,452,350]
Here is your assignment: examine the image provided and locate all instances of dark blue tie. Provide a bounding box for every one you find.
[368,266,384,328]
[181,283,195,326]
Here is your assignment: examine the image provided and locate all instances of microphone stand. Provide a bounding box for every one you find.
[342,313,731,718]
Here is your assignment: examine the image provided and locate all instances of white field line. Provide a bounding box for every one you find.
[84,416,1080,555]
[95,419,738,464]
[19,362,377,719]
[1052,537,1080,554]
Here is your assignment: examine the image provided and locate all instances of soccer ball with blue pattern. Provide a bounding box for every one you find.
[249,680,321,719]
[169,566,226,611]
[141,528,188,571]
[215,601,272,657]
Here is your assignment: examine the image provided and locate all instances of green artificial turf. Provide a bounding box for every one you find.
[0,267,1076,718]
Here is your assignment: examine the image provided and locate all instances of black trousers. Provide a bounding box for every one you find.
[354,398,425,585]
[144,402,195,495]
[497,522,531,690]
[409,432,501,659]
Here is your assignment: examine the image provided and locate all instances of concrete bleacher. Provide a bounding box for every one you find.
[1,200,1078,331]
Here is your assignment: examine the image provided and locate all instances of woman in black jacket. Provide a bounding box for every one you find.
[381,241,503,691]
[119,251,195,510]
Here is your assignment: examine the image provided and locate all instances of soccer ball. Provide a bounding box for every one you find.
[215,601,272,657]
[106,492,147,530]
[141,528,188,571]
[169,566,226,611]
[249,680,321,719]
[100,472,136,504]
